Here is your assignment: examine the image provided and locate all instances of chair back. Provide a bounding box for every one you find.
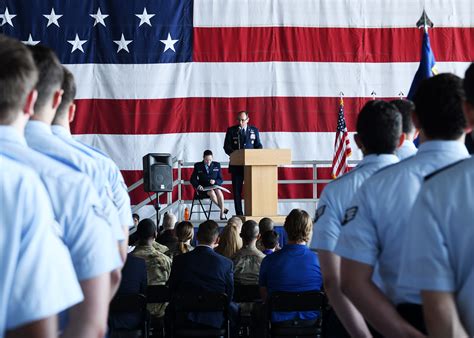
[173,292,228,312]
[110,293,147,313]
[268,290,324,312]
[146,285,170,304]
[233,284,261,303]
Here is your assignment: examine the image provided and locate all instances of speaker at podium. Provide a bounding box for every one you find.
[143,153,173,192]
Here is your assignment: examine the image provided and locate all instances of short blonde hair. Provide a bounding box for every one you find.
[284,209,313,243]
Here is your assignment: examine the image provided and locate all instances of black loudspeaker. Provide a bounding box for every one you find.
[143,153,173,192]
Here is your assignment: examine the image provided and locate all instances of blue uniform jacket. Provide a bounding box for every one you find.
[223,125,263,156]
[223,125,263,174]
[190,161,223,188]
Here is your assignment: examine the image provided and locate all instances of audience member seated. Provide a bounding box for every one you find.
[232,220,265,285]
[259,209,323,323]
[215,217,243,259]
[132,219,172,318]
[168,220,236,329]
[157,212,178,249]
[132,213,140,226]
[261,230,279,255]
[165,221,195,259]
[257,217,278,251]
[109,254,148,330]
[129,224,169,254]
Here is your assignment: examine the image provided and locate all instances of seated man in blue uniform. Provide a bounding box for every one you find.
[190,149,228,220]
[223,111,263,215]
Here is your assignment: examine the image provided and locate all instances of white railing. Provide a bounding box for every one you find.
[129,159,360,222]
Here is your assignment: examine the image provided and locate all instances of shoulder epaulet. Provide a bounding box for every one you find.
[424,159,467,181]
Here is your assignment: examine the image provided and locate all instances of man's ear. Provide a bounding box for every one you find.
[398,133,406,148]
[52,89,64,111]
[68,103,76,123]
[22,89,38,118]
[463,101,474,130]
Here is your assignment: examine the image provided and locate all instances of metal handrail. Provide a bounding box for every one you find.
[130,159,360,218]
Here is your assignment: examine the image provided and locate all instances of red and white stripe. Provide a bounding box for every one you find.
[69,0,474,207]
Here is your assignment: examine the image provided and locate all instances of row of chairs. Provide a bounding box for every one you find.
[109,285,326,338]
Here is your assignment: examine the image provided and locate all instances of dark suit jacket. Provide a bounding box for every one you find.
[224,125,263,174]
[157,229,178,248]
[168,246,234,328]
[190,161,223,188]
[109,254,147,329]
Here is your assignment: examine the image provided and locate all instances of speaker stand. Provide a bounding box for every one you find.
[155,193,161,228]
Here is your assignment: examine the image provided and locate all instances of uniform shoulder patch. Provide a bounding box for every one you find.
[341,206,358,226]
[314,205,326,223]
[424,159,466,181]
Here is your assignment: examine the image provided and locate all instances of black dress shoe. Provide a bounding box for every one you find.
[220,215,227,220]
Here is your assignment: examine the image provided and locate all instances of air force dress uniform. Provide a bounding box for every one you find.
[395,140,417,160]
[311,154,399,252]
[190,161,224,193]
[223,125,262,215]
[24,120,123,242]
[398,157,474,336]
[335,141,469,308]
[0,155,82,336]
[0,126,122,283]
[52,125,134,231]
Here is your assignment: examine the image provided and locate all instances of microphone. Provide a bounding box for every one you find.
[237,126,241,149]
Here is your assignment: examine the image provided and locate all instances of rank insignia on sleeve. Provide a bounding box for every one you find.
[314,205,326,223]
[342,206,358,226]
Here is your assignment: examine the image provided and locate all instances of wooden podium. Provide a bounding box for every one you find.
[230,149,291,223]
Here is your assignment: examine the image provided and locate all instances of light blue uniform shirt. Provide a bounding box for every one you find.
[0,126,121,281]
[398,157,474,335]
[395,140,417,160]
[311,154,399,252]
[51,125,133,230]
[335,141,469,305]
[0,155,82,335]
[24,120,124,241]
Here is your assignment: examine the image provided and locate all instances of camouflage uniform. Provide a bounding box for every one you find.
[232,245,265,285]
[132,245,172,317]
[153,241,169,254]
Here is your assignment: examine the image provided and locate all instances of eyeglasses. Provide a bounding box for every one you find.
[237,118,248,122]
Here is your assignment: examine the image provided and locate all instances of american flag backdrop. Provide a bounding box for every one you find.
[1,0,473,214]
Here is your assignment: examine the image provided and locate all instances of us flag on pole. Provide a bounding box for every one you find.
[331,98,352,179]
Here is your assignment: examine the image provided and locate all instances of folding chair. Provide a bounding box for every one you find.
[189,189,220,220]
[109,293,148,338]
[146,285,170,337]
[170,292,230,338]
[233,284,262,337]
[267,291,326,338]
[233,284,261,303]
